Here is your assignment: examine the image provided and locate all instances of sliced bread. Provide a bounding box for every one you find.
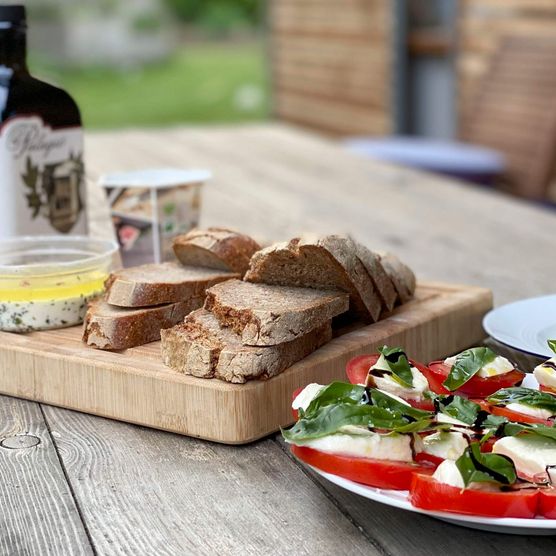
[353,242,398,312]
[105,262,239,307]
[378,252,416,304]
[161,308,332,383]
[244,235,382,322]
[204,279,349,346]
[172,227,260,276]
[83,297,204,350]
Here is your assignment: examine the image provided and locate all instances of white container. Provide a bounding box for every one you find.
[99,168,211,267]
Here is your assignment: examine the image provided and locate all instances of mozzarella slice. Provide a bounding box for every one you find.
[432,459,465,488]
[421,432,469,460]
[375,389,411,406]
[432,459,498,491]
[436,413,470,427]
[292,383,325,412]
[493,435,556,483]
[372,367,429,401]
[534,358,556,389]
[505,402,554,420]
[295,432,413,462]
[444,354,514,377]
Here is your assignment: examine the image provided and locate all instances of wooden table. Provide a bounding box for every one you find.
[3,124,556,555]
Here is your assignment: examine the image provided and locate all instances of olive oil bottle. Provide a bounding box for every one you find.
[0,5,87,238]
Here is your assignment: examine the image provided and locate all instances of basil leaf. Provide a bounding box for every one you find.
[378,345,413,388]
[435,395,480,425]
[503,422,556,442]
[369,389,431,420]
[443,347,497,391]
[392,417,436,434]
[283,392,435,442]
[304,382,365,417]
[282,403,392,441]
[487,387,556,413]
[480,413,508,429]
[548,340,556,355]
[456,443,516,487]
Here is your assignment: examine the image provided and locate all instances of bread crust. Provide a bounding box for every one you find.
[244,235,382,322]
[105,262,238,307]
[378,252,416,303]
[172,227,260,276]
[83,297,204,350]
[161,309,332,383]
[353,241,398,312]
[204,279,349,346]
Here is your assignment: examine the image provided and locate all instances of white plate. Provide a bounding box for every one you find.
[483,295,556,358]
[310,468,556,535]
[301,374,555,535]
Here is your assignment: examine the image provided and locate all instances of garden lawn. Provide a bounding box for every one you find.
[33,42,268,129]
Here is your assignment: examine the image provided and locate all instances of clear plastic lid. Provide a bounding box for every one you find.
[0,236,119,277]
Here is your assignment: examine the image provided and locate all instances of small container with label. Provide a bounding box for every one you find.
[99,168,211,267]
[0,5,87,238]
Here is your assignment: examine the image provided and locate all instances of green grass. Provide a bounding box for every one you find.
[32,43,269,129]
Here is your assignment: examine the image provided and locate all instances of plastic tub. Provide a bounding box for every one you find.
[0,236,119,332]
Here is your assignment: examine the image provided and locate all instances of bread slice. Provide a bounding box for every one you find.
[378,252,416,304]
[161,308,238,378]
[353,242,398,312]
[105,262,239,307]
[172,227,260,276]
[83,297,204,350]
[204,279,348,346]
[161,309,332,383]
[244,235,382,322]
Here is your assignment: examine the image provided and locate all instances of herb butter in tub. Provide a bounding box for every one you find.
[0,236,119,332]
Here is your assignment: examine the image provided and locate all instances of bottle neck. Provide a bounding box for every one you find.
[0,23,28,74]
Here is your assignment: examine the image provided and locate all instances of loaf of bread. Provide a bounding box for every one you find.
[83,297,204,350]
[172,227,260,276]
[244,235,383,322]
[105,262,239,307]
[204,279,348,346]
[161,308,332,383]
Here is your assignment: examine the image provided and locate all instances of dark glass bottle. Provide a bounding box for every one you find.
[0,4,87,237]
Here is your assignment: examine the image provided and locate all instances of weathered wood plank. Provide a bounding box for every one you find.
[42,406,379,556]
[0,396,92,556]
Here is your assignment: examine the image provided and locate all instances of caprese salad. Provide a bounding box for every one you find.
[283,342,556,519]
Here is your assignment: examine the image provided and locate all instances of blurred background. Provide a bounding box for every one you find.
[23,0,556,203]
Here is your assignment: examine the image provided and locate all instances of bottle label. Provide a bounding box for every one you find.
[0,116,86,237]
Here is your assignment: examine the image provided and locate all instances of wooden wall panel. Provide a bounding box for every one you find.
[458,0,556,124]
[269,0,393,136]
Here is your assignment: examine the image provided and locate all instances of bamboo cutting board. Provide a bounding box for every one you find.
[0,282,491,444]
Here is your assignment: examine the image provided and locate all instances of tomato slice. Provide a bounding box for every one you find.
[408,398,435,411]
[414,451,444,467]
[540,385,556,395]
[409,473,538,518]
[539,488,556,518]
[489,405,553,426]
[290,445,433,490]
[291,387,304,420]
[346,354,379,385]
[426,361,525,398]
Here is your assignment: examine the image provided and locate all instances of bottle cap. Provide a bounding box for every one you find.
[0,5,26,24]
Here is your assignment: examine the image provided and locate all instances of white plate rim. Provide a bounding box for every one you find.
[309,466,556,532]
[483,294,556,358]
